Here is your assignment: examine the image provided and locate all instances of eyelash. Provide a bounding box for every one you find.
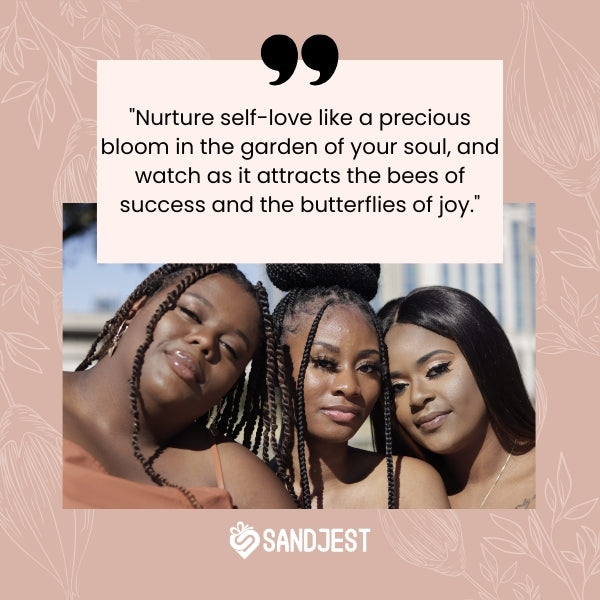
[391,362,451,395]
[311,355,338,372]
[391,382,408,395]
[427,362,451,378]
[220,340,238,360]
[179,305,201,323]
[358,362,382,375]
[310,355,381,375]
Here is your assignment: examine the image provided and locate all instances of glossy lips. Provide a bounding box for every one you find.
[320,404,361,424]
[165,349,203,385]
[415,410,451,433]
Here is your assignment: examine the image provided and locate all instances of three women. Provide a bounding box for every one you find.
[64,264,534,509]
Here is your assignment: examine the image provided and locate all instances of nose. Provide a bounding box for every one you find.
[189,326,219,363]
[409,378,434,410]
[332,367,361,399]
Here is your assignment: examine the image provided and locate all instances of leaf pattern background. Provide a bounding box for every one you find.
[1,1,600,599]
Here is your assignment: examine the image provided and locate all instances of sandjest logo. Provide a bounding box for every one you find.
[229,521,371,559]
[229,522,261,559]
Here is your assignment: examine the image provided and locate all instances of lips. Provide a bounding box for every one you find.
[415,410,451,433]
[165,349,204,385]
[320,404,361,424]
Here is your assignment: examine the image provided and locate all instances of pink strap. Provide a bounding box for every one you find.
[211,442,226,490]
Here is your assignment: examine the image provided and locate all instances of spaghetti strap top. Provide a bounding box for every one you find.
[210,442,226,490]
[63,438,235,508]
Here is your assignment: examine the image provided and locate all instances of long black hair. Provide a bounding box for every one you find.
[373,285,535,459]
[266,264,396,509]
[77,263,276,507]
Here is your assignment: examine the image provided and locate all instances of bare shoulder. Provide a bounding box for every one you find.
[344,450,450,509]
[216,441,297,509]
[397,456,450,509]
[515,447,536,473]
[508,447,536,509]
[167,426,296,509]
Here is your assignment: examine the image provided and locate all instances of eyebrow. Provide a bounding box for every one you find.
[184,291,252,351]
[417,348,454,364]
[312,341,380,360]
[389,349,455,379]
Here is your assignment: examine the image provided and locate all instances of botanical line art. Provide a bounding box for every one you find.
[380,454,599,599]
[0,238,94,599]
[507,1,600,358]
[1,0,210,226]
[506,0,600,231]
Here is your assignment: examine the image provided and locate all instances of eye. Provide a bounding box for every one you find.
[391,381,408,395]
[179,305,201,323]
[310,355,338,372]
[220,339,239,361]
[427,362,451,379]
[357,361,381,375]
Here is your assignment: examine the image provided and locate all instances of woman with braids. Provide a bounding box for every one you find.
[372,286,536,508]
[63,264,296,509]
[265,264,449,509]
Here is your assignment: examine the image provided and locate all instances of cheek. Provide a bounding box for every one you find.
[363,377,382,408]
[449,371,484,411]
[213,362,246,391]
[394,398,413,428]
[467,389,487,421]
[302,371,329,403]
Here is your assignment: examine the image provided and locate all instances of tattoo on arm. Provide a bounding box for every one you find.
[515,494,536,509]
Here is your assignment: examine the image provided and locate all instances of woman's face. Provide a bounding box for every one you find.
[121,272,261,425]
[285,304,382,444]
[385,323,488,455]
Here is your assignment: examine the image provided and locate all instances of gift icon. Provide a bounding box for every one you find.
[229,522,261,559]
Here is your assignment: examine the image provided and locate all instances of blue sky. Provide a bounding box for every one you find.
[63,226,263,313]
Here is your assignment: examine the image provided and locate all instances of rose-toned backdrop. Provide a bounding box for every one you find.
[1,1,599,599]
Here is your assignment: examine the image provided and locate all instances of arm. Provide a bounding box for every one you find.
[397,456,450,508]
[217,441,297,509]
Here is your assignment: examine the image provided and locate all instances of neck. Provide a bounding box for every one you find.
[64,361,174,449]
[441,426,509,494]
[290,436,355,505]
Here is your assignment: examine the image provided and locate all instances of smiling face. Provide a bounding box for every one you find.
[285,303,382,444]
[385,323,488,456]
[121,272,261,428]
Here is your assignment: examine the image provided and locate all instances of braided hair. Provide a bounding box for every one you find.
[77,263,276,508]
[266,264,395,509]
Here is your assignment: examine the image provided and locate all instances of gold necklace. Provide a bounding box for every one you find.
[479,440,516,508]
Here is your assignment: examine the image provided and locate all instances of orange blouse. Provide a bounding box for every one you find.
[63,438,235,509]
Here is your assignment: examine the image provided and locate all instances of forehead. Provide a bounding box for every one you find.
[180,272,260,337]
[386,323,460,358]
[183,272,249,300]
[287,303,378,349]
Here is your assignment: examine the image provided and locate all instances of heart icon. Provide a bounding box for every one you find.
[229,522,261,559]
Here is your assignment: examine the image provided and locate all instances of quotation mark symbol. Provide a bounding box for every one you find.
[229,521,260,559]
[261,34,338,85]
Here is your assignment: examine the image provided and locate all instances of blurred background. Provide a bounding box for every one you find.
[63,203,535,446]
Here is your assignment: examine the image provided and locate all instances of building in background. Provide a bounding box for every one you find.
[252,204,536,398]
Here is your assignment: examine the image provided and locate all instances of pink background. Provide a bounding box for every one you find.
[1,1,599,599]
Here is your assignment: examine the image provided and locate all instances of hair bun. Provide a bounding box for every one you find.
[266,264,380,301]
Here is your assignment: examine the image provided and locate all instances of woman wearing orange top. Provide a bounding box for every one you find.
[63,263,295,509]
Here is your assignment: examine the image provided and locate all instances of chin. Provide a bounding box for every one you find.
[310,428,356,445]
[421,438,463,456]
